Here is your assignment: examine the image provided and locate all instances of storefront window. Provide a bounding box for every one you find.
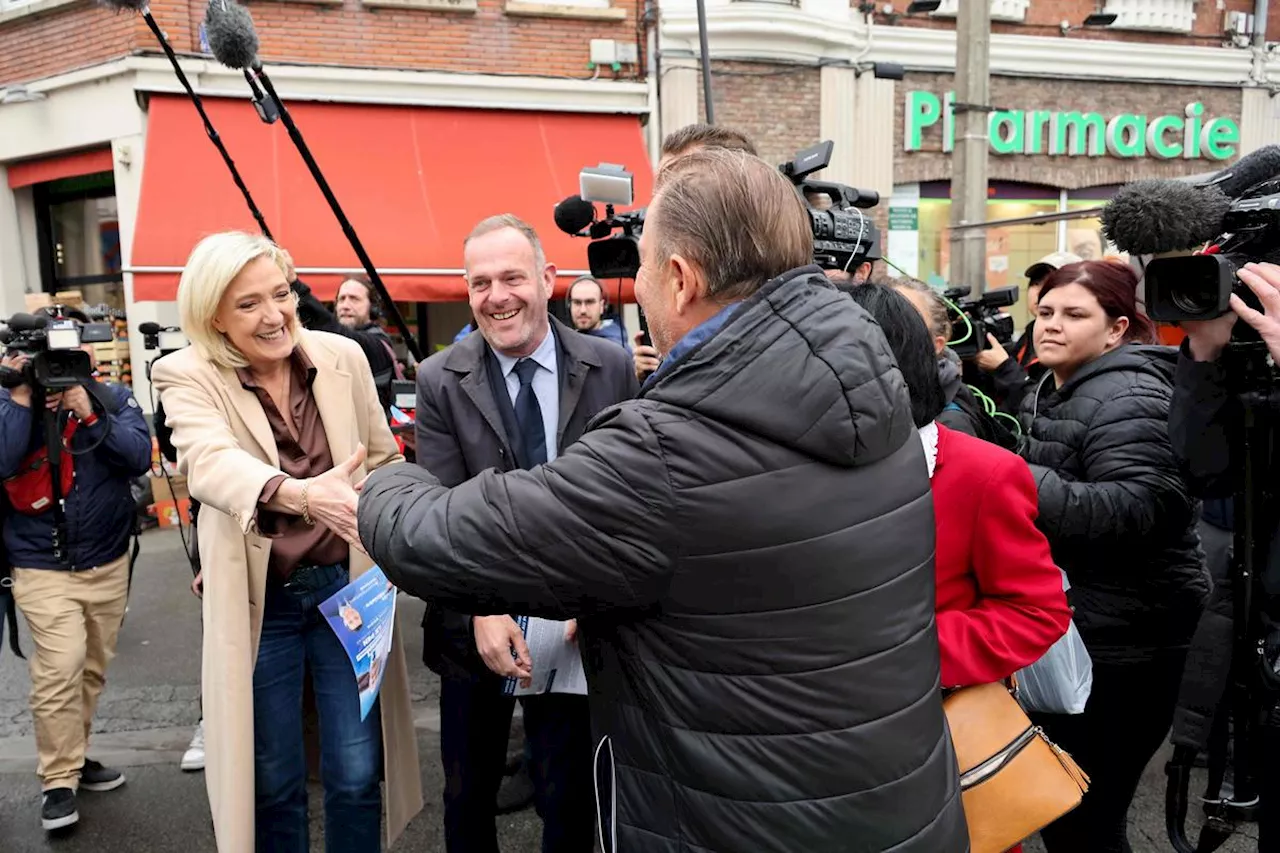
[887,180,1122,328]
[33,171,124,313]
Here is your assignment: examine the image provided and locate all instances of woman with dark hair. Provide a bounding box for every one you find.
[1017,260,1209,853]
[848,284,1070,690]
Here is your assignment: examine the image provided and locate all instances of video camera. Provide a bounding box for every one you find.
[0,307,113,391]
[941,285,1020,359]
[1145,179,1280,323]
[550,163,646,280]
[779,141,882,274]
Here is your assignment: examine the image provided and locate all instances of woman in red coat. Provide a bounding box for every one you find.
[848,283,1073,850]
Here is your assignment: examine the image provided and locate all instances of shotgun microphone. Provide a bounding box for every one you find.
[203,0,424,364]
[97,0,275,241]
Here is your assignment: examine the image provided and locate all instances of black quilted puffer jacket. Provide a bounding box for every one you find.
[360,267,969,853]
[1018,344,1209,665]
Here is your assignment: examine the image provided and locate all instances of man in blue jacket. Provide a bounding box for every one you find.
[0,313,152,834]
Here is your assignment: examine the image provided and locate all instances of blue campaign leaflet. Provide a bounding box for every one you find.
[320,565,397,721]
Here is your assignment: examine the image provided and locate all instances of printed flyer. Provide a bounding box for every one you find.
[320,566,397,721]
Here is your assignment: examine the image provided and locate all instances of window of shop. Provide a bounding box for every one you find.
[887,180,1121,328]
[31,170,123,313]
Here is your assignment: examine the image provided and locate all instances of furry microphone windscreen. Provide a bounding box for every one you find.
[1100,180,1231,256]
[96,0,149,12]
[1202,144,1280,199]
[205,0,260,71]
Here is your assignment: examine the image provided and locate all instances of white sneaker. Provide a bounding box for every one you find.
[180,720,205,772]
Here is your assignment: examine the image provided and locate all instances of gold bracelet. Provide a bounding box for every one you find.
[300,479,315,527]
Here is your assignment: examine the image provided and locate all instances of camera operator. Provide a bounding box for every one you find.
[973,252,1081,413]
[1171,260,1280,852]
[0,309,151,833]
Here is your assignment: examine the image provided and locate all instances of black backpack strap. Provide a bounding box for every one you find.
[1,582,22,659]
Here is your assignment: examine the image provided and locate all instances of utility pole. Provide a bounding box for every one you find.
[949,0,990,292]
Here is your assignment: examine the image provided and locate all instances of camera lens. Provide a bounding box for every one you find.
[1169,282,1219,317]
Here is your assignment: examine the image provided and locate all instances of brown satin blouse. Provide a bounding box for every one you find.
[236,347,348,581]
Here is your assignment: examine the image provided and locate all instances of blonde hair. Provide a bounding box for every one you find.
[464,214,546,274]
[652,147,812,301]
[177,231,300,369]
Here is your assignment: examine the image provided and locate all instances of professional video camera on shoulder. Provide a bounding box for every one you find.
[1101,144,1280,326]
[941,284,1020,359]
[778,140,882,274]
[0,306,113,391]
[553,163,645,279]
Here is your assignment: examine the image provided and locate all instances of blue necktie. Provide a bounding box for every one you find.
[513,358,547,468]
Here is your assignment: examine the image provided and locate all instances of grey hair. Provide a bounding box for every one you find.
[892,277,953,341]
[651,147,813,302]
[464,213,546,272]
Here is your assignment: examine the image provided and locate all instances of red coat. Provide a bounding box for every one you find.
[931,424,1072,688]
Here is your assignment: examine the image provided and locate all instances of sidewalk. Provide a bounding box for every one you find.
[0,528,1260,852]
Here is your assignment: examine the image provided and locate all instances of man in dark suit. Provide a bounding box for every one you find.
[414,213,638,853]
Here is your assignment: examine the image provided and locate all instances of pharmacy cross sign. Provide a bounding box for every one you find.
[904,91,1240,161]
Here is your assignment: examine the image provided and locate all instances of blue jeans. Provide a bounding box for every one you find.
[253,564,383,853]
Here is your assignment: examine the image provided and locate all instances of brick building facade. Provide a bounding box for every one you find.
[0,0,657,404]
[657,0,1278,320]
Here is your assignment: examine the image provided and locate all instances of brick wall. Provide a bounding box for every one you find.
[1,0,642,87]
[895,73,1244,189]
[693,61,821,168]
[880,0,1264,47]
[0,1,134,85]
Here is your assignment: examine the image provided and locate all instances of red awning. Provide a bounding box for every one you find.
[130,95,652,302]
[7,147,114,189]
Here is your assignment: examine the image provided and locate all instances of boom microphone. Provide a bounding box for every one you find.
[204,0,259,71]
[554,195,596,236]
[1201,144,1280,198]
[137,322,162,336]
[97,0,275,241]
[202,0,423,363]
[1100,180,1230,255]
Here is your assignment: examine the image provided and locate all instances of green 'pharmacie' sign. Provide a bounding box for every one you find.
[905,91,1240,161]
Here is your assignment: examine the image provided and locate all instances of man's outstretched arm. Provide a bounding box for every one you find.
[358,406,678,619]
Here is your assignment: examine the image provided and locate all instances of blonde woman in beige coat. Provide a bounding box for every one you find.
[152,232,422,851]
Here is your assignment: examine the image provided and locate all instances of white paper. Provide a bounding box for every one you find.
[502,616,587,697]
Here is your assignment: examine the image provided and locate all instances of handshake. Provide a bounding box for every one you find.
[281,443,371,554]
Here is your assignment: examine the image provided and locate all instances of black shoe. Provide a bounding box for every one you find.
[79,759,125,792]
[41,787,79,831]
[495,763,535,815]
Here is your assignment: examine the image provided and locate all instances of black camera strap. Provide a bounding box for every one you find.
[38,391,71,568]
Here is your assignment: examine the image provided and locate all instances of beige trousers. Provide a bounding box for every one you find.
[12,554,129,791]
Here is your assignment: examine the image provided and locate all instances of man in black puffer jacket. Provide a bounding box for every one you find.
[358,148,968,852]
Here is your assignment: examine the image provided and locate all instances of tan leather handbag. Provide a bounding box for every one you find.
[942,680,1090,853]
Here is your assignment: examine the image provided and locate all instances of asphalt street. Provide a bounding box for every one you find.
[0,528,1260,851]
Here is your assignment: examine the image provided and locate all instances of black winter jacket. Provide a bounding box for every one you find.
[1018,344,1208,664]
[360,267,968,853]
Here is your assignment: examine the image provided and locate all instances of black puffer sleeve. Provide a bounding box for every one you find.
[358,405,679,619]
[1026,375,1194,547]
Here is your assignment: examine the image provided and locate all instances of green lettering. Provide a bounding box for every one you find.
[1023,110,1053,155]
[989,110,1025,155]
[906,92,941,151]
[1050,112,1105,156]
[1106,114,1147,157]
[1183,103,1204,159]
[944,91,956,153]
[1201,118,1240,161]
[1145,114,1183,159]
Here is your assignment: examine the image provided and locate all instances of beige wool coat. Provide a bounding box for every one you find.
[152,329,423,851]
